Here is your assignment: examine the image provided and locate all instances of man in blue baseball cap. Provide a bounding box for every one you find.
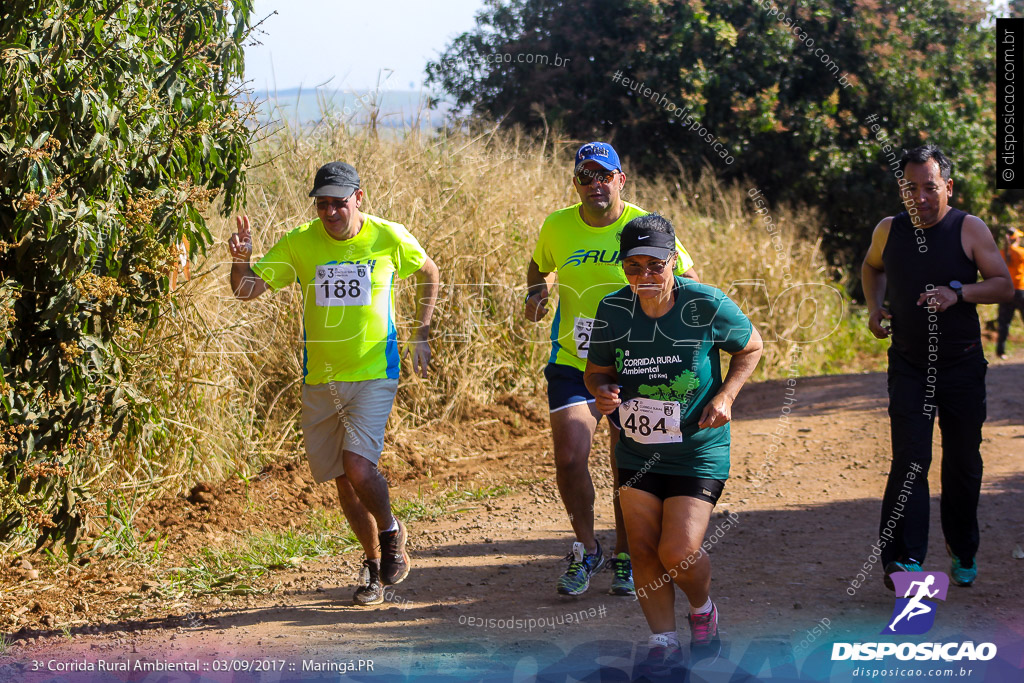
[524,142,699,597]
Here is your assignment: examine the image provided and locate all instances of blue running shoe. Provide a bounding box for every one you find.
[947,544,977,587]
[556,541,604,596]
[883,560,923,592]
[608,552,634,596]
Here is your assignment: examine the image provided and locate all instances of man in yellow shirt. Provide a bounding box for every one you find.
[228,161,439,606]
[997,227,1024,359]
[525,142,698,596]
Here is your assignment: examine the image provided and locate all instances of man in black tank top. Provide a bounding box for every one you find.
[861,145,1013,591]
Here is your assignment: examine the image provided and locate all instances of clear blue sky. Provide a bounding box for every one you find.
[245,0,486,92]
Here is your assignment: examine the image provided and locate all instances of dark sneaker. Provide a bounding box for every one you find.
[946,544,977,587]
[883,560,923,592]
[688,602,722,662]
[636,634,684,680]
[608,552,635,596]
[556,541,605,596]
[353,558,384,606]
[379,519,410,585]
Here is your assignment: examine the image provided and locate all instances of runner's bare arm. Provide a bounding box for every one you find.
[915,217,1014,311]
[681,266,700,282]
[229,215,270,301]
[583,360,620,415]
[698,325,763,429]
[861,218,892,339]
[962,216,1014,304]
[525,258,554,321]
[408,256,440,378]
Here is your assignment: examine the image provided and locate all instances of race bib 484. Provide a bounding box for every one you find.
[618,398,683,444]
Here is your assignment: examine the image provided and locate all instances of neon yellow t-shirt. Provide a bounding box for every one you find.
[253,214,427,384]
[531,202,695,370]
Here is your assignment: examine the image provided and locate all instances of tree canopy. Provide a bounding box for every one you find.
[1,0,253,551]
[427,0,997,254]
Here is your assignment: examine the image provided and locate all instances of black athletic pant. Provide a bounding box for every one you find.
[996,289,1024,355]
[879,348,987,566]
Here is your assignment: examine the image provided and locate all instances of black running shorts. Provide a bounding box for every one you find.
[617,468,725,504]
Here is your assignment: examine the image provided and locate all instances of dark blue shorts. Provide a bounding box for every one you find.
[543,363,620,427]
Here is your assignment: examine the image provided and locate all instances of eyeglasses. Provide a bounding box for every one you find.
[315,195,354,211]
[575,168,619,186]
[622,259,672,276]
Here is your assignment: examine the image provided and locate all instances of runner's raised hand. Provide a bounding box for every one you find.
[229,215,254,262]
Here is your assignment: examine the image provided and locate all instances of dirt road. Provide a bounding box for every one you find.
[3,359,1023,681]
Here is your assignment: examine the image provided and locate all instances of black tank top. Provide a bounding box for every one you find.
[882,207,981,367]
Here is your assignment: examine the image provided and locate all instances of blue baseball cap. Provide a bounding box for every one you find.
[574,142,621,173]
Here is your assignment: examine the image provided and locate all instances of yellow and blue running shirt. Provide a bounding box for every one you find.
[253,214,426,384]
[531,202,695,371]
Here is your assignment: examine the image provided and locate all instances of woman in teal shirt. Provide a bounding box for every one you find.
[585,213,763,674]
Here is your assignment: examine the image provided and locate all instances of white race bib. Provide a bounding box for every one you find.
[618,398,683,444]
[574,316,595,359]
[314,264,372,307]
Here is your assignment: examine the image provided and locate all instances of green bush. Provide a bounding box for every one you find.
[427,0,996,259]
[0,0,253,552]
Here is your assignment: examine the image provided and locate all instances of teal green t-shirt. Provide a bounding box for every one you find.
[588,277,753,479]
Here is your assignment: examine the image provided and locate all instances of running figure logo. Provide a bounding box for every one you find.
[882,572,949,635]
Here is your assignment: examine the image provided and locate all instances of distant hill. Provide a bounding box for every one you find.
[244,88,452,129]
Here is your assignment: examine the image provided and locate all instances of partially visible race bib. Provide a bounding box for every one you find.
[314,264,372,307]
[573,316,595,359]
[618,398,683,444]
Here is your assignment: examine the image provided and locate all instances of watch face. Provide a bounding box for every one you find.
[950,280,963,289]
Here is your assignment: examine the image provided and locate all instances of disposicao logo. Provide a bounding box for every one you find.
[884,571,947,635]
[831,571,997,663]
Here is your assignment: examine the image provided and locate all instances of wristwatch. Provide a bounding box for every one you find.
[949,280,963,304]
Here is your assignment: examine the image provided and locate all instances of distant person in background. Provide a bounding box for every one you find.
[996,227,1024,359]
[228,161,439,606]
[524,142,699,598]
[861,144,1013,591]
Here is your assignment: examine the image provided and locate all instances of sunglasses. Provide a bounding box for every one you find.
[575,168,619,186]
[315,195,355,211]
[622,258,673,276]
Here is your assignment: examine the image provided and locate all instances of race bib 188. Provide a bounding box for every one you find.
[618,398,683,444]
[315,264,372,307]
[574,316,595,359]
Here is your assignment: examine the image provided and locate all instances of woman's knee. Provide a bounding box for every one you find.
[626,534,660,563]
[658,543,703,575]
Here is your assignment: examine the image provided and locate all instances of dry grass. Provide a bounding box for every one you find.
[76,114,857,507]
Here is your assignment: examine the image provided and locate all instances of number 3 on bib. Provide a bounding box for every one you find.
[315,264,372,306]
[618,398,683,444]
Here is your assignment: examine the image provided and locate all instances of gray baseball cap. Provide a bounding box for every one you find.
[309,161,360,198]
